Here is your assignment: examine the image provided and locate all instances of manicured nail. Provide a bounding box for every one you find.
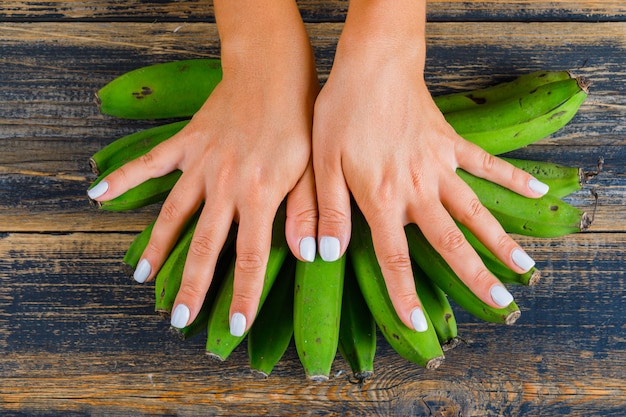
[528,178,549,196]
[133,259,151,283]
[319,236,341,262]
[490,285,514,307]
[299,236,317,262]
[170,304,190,329]
[230,312,246,337]
[512,248,535,272]
[87,181,109,200]
[410,308,428,332]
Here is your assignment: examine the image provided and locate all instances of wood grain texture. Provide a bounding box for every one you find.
[1,22,624,232]
[1,2,625,416]
[1,1,626,22]
[0,232,624,416]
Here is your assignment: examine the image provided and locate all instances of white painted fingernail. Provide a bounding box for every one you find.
[528,178,549,196]
[299,236,317,262]
[170,304,190,329]
[512,249,535,272]
[491,285,514,307]
[410,308,428,332]
[87,181,109,200]
[230,312,246,337]
[133,259,151,283]
[319,236,341,262]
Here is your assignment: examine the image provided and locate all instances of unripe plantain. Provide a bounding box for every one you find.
[294,254,346,381]
[248,256,296,378]
[350,209,445,369]
[412,262,458,346]
[90,120,189,175]
[502,157,584,199]
[405,224,521,325]
[97,59,222,119]
[444,78,585,135]
[459,88,587,155]
[338,260,376,381]
[457,169,591,237]
[433,70,573,114]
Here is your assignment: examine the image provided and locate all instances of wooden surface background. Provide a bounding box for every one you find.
[1,1,625,416]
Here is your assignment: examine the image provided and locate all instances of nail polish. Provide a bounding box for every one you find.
[528,178,549,196]
[87,181,109,200]
[299,236,316,263]
[410,308,428,332]
[490,285,514,307]
[319,236,341,262]
[133,259,151,283]
[230,312,246,337]
[512,249,535,272]
[170,304,190,329]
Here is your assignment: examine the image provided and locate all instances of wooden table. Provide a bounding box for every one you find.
[1,1,625,415]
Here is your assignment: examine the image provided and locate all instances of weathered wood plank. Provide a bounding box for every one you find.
[0,232,624,416]
[1,22,624,232]
[1,1,625,23]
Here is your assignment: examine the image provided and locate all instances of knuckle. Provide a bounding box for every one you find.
[177,282,208,303]
[189,233,219,258]
[319,206,350,229]
[481,152,497,173]
[235,251,266,275]
[496,233,513,251]
[438,227,467,254]
[466,268,493,289]
[138,150,157,171]
[380,252,412,274]
[159,200,181,223]
[462,198,486,222]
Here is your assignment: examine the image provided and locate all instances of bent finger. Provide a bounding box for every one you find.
[286,161,318,262]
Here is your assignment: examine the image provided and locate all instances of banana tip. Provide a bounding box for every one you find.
[250,369,270,379]
[580,211,593,232]
[528,269,542,286]
[206,351,226,362]
[89,158,100,175]
[307,374,330,382]
[426,355,445,370]
[505,310,521,325]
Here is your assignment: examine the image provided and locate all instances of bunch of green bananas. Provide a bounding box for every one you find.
[90,60,595,381]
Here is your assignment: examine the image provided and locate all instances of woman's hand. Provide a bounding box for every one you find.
[88,0,319,336]
[312,0,547,331]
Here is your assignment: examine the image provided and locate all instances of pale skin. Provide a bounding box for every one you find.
[90,0,547,334]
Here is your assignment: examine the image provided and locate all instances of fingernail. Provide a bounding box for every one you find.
[133,259,151,283]
[230,312,246,337]
[490,285,514,307]
[512,248,535,272]
[87,181,109,200]
[299,236,317,262]
[319,236,341,262]
[410,308,428,332]
[170,304,190,329]
[528,178,549,196]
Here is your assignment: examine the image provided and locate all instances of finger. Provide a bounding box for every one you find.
[228,205,277,337]
[455,140,549,198]
[441,177,536,274]
[286,162,318,262]
[312,150,351,262]
[132,174,204,284]
[365,209,427,332]
[412,201,514,310]
[87,139,182,201]
[170,203,235,329]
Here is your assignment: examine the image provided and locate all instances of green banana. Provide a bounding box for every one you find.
[293,254,346,381]
[456,222,540,286]
[412,262,458,347]
[502,157,584,198]
[457,169,591,237]
[433,70,573,114]
[90,120,189,175]
[459,88,587,155]
[97,59,222,119]
[405,223,521,325]
[337,260,376,381]
[205,208,290,361]
[248,255,296,378]
[90,169,181,212]
[350,209,445,369]
[123,220,155,270]
[444,78,585,135]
